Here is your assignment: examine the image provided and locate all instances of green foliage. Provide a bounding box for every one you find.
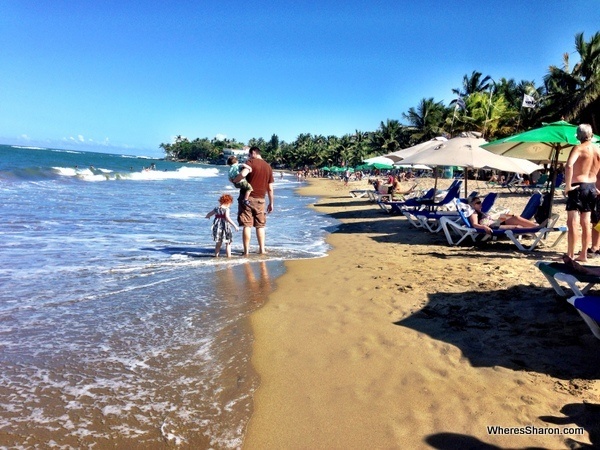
[160,31,600,168]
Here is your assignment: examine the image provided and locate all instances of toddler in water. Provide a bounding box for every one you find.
[205,194,239,257]
[227,156,253,205]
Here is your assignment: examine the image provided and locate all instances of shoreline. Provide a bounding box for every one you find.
[244,177,600,449]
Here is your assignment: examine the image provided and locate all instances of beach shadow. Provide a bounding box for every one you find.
[394,285,600,380]
[317,201,564,256]
[539,402,600,448]
[141,246,215,257]
[322,209,390,221]
[316,199,371,207]
[412,248,560,261]
[370,226,449,246]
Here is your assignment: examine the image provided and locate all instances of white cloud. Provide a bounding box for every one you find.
[78,135,84,142]
[215,133,227,141]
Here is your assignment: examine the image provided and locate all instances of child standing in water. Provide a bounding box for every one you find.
[227,156,253,205]
[205,194,239,257]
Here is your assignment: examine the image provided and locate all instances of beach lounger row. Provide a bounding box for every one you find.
[535,260,600,297]
[567,295,600,340]
[379,180,462,214]
[535,261,600,340]
[440,198,567,252]
[349,189,372,198]
[506,173,565,195]
[388,185,566,252]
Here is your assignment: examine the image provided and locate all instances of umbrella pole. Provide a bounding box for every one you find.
[547,145,560,221]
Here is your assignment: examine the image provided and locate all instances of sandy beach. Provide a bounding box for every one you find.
[244,177,600,449]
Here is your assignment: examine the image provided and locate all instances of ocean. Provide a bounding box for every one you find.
[0,145,337,448]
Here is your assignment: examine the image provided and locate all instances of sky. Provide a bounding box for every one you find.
[1,1,599,157]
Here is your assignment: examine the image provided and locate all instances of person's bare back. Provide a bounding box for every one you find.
[569,142,600,183]
[564,124,600,261]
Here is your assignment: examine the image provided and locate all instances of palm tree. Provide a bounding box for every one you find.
[490,78,544,134]
[544,32,600,130]
[347,130,370,166]
[325,135,341,166]
[570,31,600,130]
[452,71,493,97]
[403,98,447,141]
[311,134,329,167]
[372,119,410,153]
[337,135,354,167]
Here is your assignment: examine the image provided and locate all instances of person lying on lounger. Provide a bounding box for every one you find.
[563,254,600,276]
[467,196,539,235]
[390,177,418,196]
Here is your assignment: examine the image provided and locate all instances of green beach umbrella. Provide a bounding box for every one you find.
[370,162,394,170]
[482,121,599,163]
[482,120,600,218]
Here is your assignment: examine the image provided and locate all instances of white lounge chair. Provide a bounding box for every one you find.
[535,261,600,297]
[440,199,567,252]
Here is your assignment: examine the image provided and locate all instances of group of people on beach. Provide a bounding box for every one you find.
[203,124,599,261]
[205,146,274,258]
[467,124,600,261]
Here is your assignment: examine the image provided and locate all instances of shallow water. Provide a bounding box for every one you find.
[0,145,336,448]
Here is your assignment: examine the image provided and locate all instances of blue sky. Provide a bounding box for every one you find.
[1,1,599,157]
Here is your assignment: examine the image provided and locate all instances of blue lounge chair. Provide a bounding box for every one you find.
[409,180,463,211]
[567,295,600,340]
[520,192,542,220]
[536,260,600,297]
[440,199,567,251]
[381,179,464,215]
[404,192,498,233]
[511,174,549,194]
[378,187,436,214]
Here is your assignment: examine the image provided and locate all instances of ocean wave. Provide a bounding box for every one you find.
[0,165,220,183]
[11,145,47,150]
[49,166,221,182]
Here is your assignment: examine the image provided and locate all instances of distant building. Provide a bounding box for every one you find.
[218,147,249,165]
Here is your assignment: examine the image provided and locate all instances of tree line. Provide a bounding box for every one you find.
[160,31,599,169]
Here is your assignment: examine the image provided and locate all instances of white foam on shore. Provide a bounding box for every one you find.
[52,165,219,182]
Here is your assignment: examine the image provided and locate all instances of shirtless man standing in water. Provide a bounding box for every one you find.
[564,124,600,262]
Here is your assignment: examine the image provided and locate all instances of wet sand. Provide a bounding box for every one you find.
[244,177,600,449]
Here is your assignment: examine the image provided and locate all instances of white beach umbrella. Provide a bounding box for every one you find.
[363,155,396,166]
[398,137,540,173]
[394,163,433,171]
[385,136,448,162]
[503,156,543,174]
[398,136,541,196]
